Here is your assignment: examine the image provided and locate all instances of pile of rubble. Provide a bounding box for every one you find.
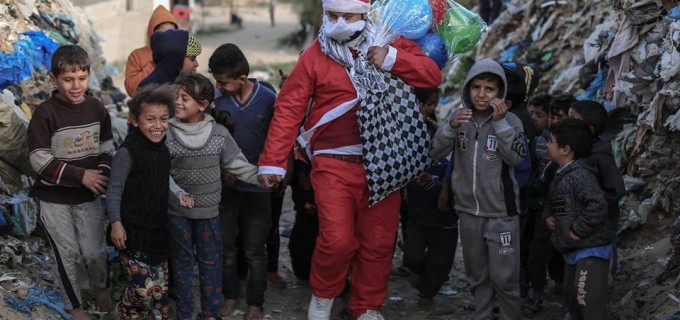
[449,0,680,317]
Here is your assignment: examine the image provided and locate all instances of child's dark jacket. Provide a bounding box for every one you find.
[546,159,611,253]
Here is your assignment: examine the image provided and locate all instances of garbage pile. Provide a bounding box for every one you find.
[448,0,680,317]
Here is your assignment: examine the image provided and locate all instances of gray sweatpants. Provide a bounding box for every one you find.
[459,213,521,320]
[40,199,108,310]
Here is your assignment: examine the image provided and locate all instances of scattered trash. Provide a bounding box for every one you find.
[388,295,403,303]
[4,286,71,319]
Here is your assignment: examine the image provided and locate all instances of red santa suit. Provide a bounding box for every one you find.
[259,34,441,317]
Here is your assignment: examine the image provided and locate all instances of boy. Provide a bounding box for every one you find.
[548,92,575,124]
[543,119,610,320]
[210,43,277,320]
[28,45,114,320]
[528,93,552,176]
[137,29,202,89]
[568,100,625,276]
[430,58,527,319]
[124,5,178,96]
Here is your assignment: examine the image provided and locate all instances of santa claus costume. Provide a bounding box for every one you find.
[258,0,441,318]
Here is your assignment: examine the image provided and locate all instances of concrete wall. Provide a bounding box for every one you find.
[80,0,155,64]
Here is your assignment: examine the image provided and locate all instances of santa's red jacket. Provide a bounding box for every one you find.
[258,37,442,175]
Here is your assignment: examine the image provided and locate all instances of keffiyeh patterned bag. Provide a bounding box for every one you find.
[358,72,434,205]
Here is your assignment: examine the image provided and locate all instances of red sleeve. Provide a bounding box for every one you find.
[258,48,316,171]
[390,37,442,88]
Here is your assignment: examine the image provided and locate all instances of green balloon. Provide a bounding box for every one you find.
[435,7,483,54]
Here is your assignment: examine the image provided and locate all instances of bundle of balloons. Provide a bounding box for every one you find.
[370,0,487,69]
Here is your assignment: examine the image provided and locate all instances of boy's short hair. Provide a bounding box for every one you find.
[471,72,505,95]
[550,119,593,159]
[51,45,90,76]
[528,93,552,113]
[208,43,250,78]
[570,100,608,137]
[549,92,576,116]
[128,83,176,118]
[414,87,439,104]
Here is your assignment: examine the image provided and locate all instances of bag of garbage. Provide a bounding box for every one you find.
[0,102,35,194]
[0,188,38,237]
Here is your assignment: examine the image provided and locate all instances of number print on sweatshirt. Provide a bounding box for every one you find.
[483,135,498,161]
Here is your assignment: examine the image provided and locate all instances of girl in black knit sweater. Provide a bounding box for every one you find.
[106,84,193,320]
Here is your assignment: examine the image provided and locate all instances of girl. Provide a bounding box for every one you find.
[167,73,259,320]
[106,83,193,320]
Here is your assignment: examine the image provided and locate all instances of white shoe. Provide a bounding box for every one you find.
[307,294,334,320]
[357,310,385,320]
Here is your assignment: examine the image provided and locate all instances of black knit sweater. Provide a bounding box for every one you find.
[119,128,171,264]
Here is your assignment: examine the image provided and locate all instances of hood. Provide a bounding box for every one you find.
[147,5,178,39]
[501,62,540,107]
[461,58,507,108]
[149,29,188,79]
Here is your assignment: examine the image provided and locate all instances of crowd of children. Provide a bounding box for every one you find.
[28,5,625,320]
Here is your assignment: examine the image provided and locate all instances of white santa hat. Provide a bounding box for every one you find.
[322,0,370,14]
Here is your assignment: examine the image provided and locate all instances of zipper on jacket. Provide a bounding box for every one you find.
[472,123,481,215]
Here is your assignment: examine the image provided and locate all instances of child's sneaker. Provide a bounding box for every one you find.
[308,295,334,320]
[356,310,384,320]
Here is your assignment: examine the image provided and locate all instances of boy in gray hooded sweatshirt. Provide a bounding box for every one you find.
[431,58,527,320]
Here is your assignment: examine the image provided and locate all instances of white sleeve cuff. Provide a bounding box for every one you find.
[258,166,286,177]
[380,46,397,72]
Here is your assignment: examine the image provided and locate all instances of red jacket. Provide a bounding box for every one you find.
[258,37,442,175]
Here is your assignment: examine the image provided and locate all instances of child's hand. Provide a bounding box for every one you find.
[544,216,556,231]
[450,109,473,129]
[258,174,282,189]
[491,98,508,122]
[221,169,239,187]
[110,221,127,250]
[179,192,194,208]
[569,230,582,241]
[82,169,108,196]
[416,172,432,186]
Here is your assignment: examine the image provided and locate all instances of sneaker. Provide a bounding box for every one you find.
[357,310,385,320]
[268,272,287,289]
[308,295,334,320]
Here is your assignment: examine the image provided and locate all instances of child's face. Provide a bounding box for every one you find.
[529,105,549,131]
[550,110,567,124]
[182,56,199,73]
[175,87,207,122]
[51,69,89,104]
[568,107,582,120]
[132,103,170,143]
[547,133,570,165]
[419,93,439,118]
[213,73,246,96]
[468,77,501,114]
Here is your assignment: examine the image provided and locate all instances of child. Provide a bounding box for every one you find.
[568,100,625,276]
[288,144,319,280]
[403,88,458,309]
[167,73,259,320]
[137,29,202,89]
[124,5,178,96]
[528,93,552,176]
[548,92,575,124]
[430,58,527,319]
[28,45,113,320]
[106,84,192,320]
[209,43,277,320]
[543,119,611,320]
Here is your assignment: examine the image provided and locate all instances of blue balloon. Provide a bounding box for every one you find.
[381,0,433,39]
[415,31,448,69]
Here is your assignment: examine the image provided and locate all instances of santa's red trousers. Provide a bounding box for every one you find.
[309,156,401,318]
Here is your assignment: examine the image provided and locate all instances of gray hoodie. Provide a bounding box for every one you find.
[430,58,527,217]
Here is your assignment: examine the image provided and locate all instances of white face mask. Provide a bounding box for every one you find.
[323,15,366,42]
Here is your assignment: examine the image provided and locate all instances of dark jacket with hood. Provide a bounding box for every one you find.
[431,58,527,218]
[138,29,188,89]
[588,136,625,229]
[546,159,611,253]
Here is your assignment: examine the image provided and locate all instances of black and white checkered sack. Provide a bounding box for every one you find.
[357,72,434,206]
